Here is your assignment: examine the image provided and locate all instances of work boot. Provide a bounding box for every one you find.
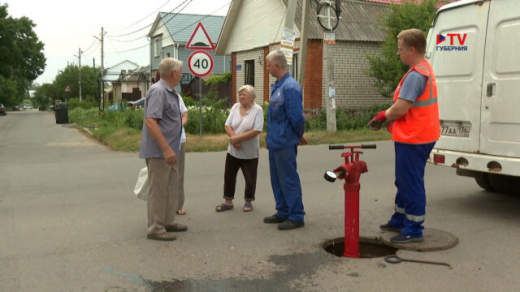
[264,214,285,224]
[379,222,403,232]
[390,234,423,243]
[277,220,305,230]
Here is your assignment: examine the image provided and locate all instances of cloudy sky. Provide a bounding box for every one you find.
[4,0,231,85]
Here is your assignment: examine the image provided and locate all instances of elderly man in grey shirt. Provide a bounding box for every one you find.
[139,58,187,241]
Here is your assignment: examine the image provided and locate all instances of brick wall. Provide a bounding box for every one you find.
[303,39,323,109]
[263,47,269,103]
[231,41,388,110]
[322,41,390,109]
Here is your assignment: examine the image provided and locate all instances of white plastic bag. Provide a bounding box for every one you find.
[134,167,149,201]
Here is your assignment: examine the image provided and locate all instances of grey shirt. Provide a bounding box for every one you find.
[398,70,427,102]
[139,79,182,159]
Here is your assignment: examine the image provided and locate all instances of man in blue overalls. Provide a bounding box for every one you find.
[263,50,308,230]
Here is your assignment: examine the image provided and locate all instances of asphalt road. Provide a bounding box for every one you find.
[1,110,520,292]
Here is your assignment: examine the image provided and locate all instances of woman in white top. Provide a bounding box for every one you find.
[176,96,188,215]
[216,85,264,212]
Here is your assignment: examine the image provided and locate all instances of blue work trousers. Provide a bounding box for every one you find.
[269,146,305,222]
[389,141,435,237]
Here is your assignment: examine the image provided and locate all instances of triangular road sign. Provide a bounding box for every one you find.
[185,22,215,50]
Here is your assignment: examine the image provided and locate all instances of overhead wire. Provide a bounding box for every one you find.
[106,0,193,43]
[82,38,98,54]
[110,0,174,33]
[272,5,287,44]
[83,42,100,57]
[110,1,230,54]
[106,0,191,38]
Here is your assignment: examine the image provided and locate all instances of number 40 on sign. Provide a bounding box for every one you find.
[188,51,214,77]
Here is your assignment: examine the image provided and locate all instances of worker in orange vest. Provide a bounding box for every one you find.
[369,28,440,243]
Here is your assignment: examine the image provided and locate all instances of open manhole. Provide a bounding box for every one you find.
[322,237,397,258]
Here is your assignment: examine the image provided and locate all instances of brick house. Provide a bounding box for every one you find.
[215,0,390,109]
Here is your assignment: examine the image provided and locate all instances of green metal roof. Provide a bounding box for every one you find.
[160,12,225,44]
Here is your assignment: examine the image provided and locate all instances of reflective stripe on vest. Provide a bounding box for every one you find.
[411,64,437,108]
[391,59,440,144]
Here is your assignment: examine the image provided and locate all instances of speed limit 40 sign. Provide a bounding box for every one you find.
[188,51,213,77]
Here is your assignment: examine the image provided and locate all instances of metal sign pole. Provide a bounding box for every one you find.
[199,78,202,138]
[185,22,214,139]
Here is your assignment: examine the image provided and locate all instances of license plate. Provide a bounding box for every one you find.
[441,125,471,137]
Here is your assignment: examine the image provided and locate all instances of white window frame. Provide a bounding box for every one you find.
[154,38,160,57]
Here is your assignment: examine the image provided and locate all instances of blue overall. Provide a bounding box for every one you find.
[388,141,435,237]
[266,73,305,223]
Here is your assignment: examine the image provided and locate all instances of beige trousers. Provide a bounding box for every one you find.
[145,158,179,235]
[177,142,185,210]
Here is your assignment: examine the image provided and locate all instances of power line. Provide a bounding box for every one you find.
[110,1,230,54]
[106,34,145,44]
[272,5,287,43]
[83,42,100,57]
[106,41,128,67]
[111,0,174,33]
[82,38,98,54]
[107,0,191,38]
[104,0,191,44]
[107,0,193,44]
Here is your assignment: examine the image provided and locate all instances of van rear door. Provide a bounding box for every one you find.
[426,1,489,153]
[479,0,520,158]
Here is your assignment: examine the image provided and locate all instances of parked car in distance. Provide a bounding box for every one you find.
[49,105,55,111]
[105,103,121,112]
[128,98,145,109]
[12,105,20,111]
[0,103,6,115]
[23,105,33,109]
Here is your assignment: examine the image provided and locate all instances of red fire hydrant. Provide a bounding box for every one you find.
[325,144,376,258]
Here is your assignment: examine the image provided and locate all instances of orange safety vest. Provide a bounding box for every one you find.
[391,60,440,144]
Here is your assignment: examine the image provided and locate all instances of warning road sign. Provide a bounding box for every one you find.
[188,51,213,77]
[185,22,215,50]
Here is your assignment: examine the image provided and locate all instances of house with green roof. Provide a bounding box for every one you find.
[148,12,230,87]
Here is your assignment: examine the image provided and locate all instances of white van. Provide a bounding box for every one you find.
[426,0,520,193]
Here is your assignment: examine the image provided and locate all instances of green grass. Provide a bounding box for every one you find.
[68,105,391,153]
[103,129,390,153]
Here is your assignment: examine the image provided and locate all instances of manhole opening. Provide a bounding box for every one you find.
[322,237,398,258]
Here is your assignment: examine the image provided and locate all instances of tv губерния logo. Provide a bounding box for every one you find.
[436,33,468,51]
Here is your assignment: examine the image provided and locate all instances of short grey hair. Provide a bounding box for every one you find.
[238,85,256,100]
[266,50,287,69]
[159,58,183,77]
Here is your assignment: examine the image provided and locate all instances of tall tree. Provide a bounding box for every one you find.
[0,4,46,105]
[366,0,439,98]
[53,64,100,101]
[33,83,57,108]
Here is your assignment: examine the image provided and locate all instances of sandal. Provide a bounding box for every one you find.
[216,203,234,212]
[243,203,253,212]
[176,209,186,215]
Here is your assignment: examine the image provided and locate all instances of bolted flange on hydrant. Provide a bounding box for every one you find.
[325,144,376,258]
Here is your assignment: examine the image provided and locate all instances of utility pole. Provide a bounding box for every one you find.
[283,0,298,74]
[298,0,311,89]
[94,27,106,109]
[317,0,341,133]
[74,48,83,102]
[101,27,105,76]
